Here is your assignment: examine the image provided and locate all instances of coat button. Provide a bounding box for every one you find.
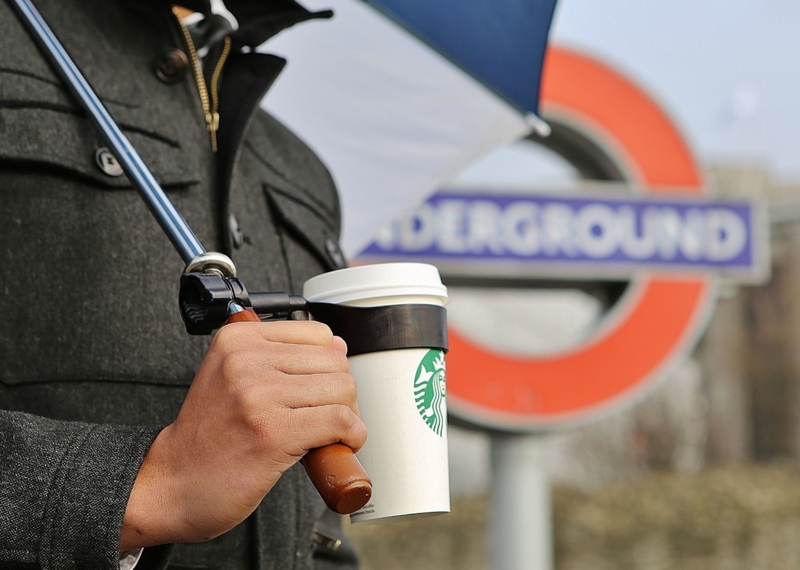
[325,238,346,268]
[154,49,189,83]
[95,147,124,177]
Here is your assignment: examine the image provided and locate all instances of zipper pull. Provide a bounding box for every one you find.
[206,111,220,153]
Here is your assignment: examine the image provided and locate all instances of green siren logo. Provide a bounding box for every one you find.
[414,350,446,436]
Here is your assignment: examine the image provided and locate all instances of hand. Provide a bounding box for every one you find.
[120,320,365,548]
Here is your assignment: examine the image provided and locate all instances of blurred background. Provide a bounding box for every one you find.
[267,0,800,568]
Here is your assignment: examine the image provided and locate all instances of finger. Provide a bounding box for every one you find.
[216,320,336,349]
[257,343,350,375]
[332,335,348,355]
[280,405,368,455]
[214,340,348,378]
[274,345,347,375]
[269,373,359,414]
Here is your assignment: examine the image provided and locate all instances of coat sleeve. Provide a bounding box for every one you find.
[0,410,167,570]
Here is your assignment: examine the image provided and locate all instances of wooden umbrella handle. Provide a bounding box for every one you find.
[226,308,372,514]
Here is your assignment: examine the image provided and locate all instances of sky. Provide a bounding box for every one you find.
[457,0,800,186]
[550,0,800,179]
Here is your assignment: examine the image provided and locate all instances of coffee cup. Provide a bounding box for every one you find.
[304,262,450,523]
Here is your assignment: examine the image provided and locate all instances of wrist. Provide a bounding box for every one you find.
[120,426,182,550]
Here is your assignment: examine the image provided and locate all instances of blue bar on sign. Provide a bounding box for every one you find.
[359,190,764,277]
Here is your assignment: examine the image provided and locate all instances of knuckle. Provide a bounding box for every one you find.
[332,405,359,434]
[236,387,301,454]
[259,409,304,456]
[219,350,251,381]
[308,320,334,343]
[211,325,240,352]
[334,372,358,404]
[341,409,367,449]
[310,320,333,335]
[326,347,349,372]
[251,411,283,451]
[231,382,261,418]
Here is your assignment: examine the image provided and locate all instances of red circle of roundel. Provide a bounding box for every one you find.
[446,46,715,431]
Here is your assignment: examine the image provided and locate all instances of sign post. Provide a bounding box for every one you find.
[489,433,552,570]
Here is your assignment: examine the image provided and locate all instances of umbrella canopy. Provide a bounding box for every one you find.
[262,0,558,256]
[367,0,557,116]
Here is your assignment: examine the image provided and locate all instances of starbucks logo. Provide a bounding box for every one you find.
[414,350,447,436]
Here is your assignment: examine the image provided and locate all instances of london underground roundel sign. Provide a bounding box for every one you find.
[445,47,716,431]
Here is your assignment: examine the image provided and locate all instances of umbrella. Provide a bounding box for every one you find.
[261,0,558,256]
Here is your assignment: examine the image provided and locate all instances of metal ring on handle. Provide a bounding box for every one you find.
[184,253,237,278]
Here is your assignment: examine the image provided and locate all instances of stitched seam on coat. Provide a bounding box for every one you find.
[291,469,301,570]
[264,184,337,233]
[0,377,193,388]
[263,184,337,274]
[0,101,78,113]
[243,141,336,220]
[108,427,154,565]
[0,549,37,564]
[0,67,140,109]
[0,104,182,148]
[40,426,94,570]
[269,193,296,289]
[248,508,264,569]
[0,67,61,87]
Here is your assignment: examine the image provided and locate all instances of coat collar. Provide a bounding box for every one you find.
[127,0,332,47]
[224,0,333,47]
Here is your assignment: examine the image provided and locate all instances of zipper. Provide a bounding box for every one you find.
[173,7,232,153]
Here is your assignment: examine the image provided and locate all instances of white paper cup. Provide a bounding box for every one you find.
[304,263,450,523]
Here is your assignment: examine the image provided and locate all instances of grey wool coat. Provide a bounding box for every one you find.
[0,0,358,568]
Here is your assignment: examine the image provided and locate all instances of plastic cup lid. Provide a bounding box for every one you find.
[303,263,448,305]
